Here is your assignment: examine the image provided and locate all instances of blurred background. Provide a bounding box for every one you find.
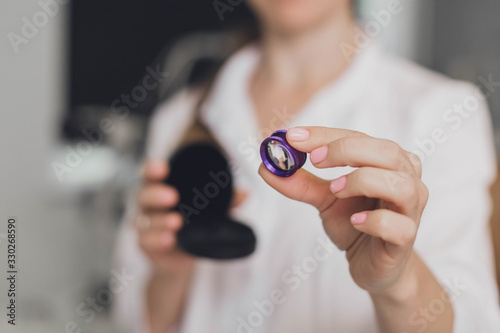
[1,0,499,332]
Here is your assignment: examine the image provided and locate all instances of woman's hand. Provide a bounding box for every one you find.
[136,161,195,276]
[259,127,454,333]
[259,126,429,297]
[137,161,199,333]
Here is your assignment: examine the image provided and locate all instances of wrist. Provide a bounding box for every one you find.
[152,260,196,281]
[370,251,419,306]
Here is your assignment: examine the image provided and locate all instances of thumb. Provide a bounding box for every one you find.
[258,164,334,212]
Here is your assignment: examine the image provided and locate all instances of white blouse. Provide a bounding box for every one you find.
[113,43,500,333]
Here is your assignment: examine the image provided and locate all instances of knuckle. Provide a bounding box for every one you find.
[320,127,331,143]
[150,213,163,227]
[140,185,160,205]
[374,212,387,230]
[346,169,362,191]
[312,127,334,147]
[386,140,401,154]
[349,168,362,183]
[397,177,418,201]
[400,221,417,245]
[355,169,374,193]
[419,182,430,206]
[351,130,366,138]
[407,152,422,171]
[337,137,353,158]
[373,212,390,240]
[385,140,405,166]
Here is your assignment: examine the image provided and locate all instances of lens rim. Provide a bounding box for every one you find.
[260,130,306,177]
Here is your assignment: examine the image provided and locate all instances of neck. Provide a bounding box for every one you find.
[257,12,356,91]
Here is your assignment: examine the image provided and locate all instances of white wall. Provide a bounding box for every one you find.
[0,1,98,331]
[358,0,434,65]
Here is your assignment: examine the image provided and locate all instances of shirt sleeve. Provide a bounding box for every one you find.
[111,89,199,333]
[111,192,153,333]
[411,82,500,332]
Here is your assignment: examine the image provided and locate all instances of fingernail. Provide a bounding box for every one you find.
[310,146,328,164]
[330,175,347,193]
[287,128,309,141]
[351,213,367,225]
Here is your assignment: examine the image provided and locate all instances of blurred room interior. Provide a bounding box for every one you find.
[1,0,500,331]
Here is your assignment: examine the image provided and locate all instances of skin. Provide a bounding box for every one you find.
[259,127,453,332]
[248,0,355,135]
[136,162,194,333]
[137,0,453,331]
[137,162,246,333]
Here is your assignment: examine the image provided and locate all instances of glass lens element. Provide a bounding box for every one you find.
[266,140,295,171]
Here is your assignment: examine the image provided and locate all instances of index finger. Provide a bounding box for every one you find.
[142,160,169,182]
[286,126,368,153]
[137,183,179,210]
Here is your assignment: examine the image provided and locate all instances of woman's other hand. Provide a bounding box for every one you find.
[136,161,195,277]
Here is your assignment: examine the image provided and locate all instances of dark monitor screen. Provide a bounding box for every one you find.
[66,0,255,138]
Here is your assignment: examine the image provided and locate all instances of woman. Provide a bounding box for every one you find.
[114,0,500,332]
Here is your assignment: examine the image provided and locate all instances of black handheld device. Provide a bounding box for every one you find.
[165,143,256,259]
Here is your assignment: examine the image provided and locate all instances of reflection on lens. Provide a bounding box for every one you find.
[267,140,295,171]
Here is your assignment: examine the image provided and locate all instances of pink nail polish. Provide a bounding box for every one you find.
[351,213,367,225]
[287,128,310,141]
[310,146,328,164]
[330,175,346,193]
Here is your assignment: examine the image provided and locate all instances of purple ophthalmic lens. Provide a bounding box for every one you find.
[260,130,307,177]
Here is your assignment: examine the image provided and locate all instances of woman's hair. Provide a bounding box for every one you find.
[192,25,260,109]
[165,23,259,151]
